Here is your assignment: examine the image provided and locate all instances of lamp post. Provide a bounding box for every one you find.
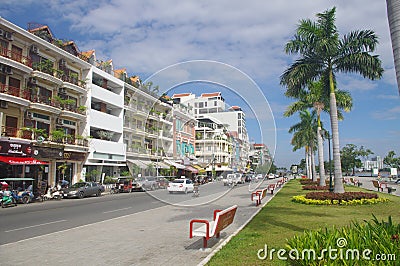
[321,129,333,192]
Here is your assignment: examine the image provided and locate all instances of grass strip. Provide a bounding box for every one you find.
[206,180,400,266]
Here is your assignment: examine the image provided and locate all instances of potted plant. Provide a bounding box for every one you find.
[77,105,87,114]
[51,129,66,143]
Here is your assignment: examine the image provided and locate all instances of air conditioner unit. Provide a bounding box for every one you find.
[29,77,38,85]
[59,59,66,67]
[4,31,13,41]
[30,45,39,54]
[0,101,8,109]
[5,66,12,75]
[56,118,63,125]
[0,29,4,37]
[25,111,33,119]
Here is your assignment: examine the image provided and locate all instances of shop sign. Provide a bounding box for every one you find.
[63,151,86,161]
[0,139,32,157]
[32,147,64,159]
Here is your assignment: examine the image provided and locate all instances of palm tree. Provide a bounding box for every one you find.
[289,110,318,181]
[280,7,383,193]
[284,80,353,186]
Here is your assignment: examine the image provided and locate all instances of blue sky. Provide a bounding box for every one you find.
[2,0,399,168]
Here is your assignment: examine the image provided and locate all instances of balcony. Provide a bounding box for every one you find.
[0,84,31,102]
[0,126,88,147]
[0,47,32,68]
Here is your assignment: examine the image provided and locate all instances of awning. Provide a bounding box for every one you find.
[127,159,149,169]
[0,156,48,165]
[0,178,35,181]
[193,164,206,173]
[154,161,170,169]
[164,160,185,169]
[185,165,199,174]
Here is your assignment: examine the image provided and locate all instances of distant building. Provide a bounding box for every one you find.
[363,156,384,170]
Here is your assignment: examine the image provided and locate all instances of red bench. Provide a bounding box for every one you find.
[276,179,284,188]
[267,184,276,194]
[251,188,267,206]
[189,205,237,248]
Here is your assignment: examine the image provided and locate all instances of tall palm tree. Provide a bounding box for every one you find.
[280,7,383,193]
[284,80,353,186]
[289,110,318,180]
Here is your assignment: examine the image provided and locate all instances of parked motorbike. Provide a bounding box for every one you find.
[1,190,17,208]
[14,189,34,204]
[43,187,62,200]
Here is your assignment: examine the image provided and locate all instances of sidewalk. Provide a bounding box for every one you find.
[0,178,287,266]
[348,175,400,196]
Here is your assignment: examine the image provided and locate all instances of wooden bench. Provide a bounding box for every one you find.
[350,177,362,187]
[251,188,267,206]
[372,180,396,194]
[189,205,237,248]
[276,179,284,188]
[267,184,276,194]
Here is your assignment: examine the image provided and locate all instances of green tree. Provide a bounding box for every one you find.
[289,110,318,181]
[383,151,400,168]
[340,144,363,175]
[280,7,383,193]
[284,80,352,186]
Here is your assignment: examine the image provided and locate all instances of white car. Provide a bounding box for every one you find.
[167,178,194,194]
[267,173,275,179]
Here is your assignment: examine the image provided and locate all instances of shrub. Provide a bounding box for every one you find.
[302,185,329,190]
[306,191,378,201]
[299,179,318,185]
[286,216,400,265]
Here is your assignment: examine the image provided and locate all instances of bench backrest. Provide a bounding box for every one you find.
[372,180,380,188]
[212,205,237,236]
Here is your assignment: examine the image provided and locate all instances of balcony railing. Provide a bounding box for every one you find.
[0,126,88,147]
[0,84,31,100]
[0,47,33,68]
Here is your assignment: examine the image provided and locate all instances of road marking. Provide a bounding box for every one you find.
[103,207,132,214]
[4,220,67,233]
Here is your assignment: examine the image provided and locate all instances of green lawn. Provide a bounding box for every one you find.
[206,179,400,266]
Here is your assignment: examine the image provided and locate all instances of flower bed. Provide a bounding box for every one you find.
[299,179,317,185]
[292,191,388,205]
[302,185,329,190]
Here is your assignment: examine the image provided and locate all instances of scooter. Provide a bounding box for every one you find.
[43,187,62,200]
[1,190,17,208]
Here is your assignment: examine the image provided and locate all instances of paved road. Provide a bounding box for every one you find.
[0,178,285,266]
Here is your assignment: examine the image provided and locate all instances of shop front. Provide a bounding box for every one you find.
[32,145,64,188]
[0,137,48,192]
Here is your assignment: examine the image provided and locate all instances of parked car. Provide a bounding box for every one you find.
[167,178,194,193]
[62,182,104,199]
[137,176,159,191]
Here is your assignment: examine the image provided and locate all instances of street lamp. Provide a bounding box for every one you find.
[321,129,333,192]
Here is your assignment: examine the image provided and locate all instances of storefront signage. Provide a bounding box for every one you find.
[0,139,32,157]
[63,151,86,161]
[32,147,64,159]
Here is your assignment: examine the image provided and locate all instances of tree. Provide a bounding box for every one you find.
[280,7,383,193]
[289,110,318,181]
[340,144,363,175]
[383,151,400,168]
[284,80,352,186]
